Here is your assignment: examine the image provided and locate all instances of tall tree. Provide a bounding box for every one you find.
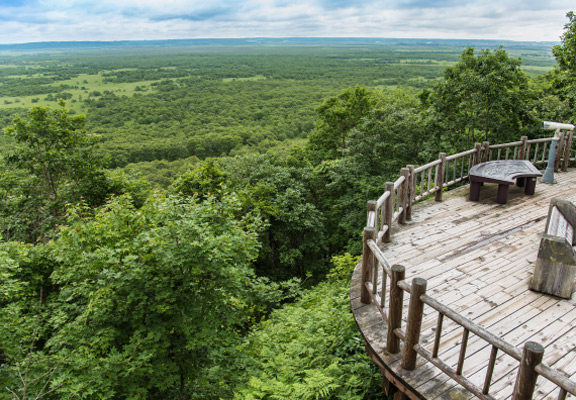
[553,11,576,74]
[347,90,425,175]
[551,11,576,118]
[307,86,378,161]
[421,47,529,149]
[4,100,105,205]
[1,101,107,242]
[0,193,267,399]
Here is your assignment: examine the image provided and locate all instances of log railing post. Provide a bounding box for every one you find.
[512,342,545,400]
[406,165,415,221]
[482,141,490,163]
[401,278,427,370]
[361,227,376,304]
[435,153,446,202]
[383,182,394,243]
[555,131,565,172]
[518,136,528,160]
[562,131,573,172]
[387,265,405,354]
[366,200,377,229]
[472,143,482,166]
[398,168,409,224]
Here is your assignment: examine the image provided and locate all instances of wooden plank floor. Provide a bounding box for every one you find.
[351,168,576,400]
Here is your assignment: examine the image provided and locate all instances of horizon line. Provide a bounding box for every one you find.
[0,36,561,47]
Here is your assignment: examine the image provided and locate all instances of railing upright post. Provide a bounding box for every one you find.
[472,143,482,166]
[435,153,446,202]
[482,141,490,163]
[512,342,545,400]
[401,278,427,371]
[406,165,415,221]
[519,136,528,160]
[398,168,409,224]
[555,131,565,172]
[361,227,376,304]
[387,265,405,354]
[383,182,394,243]
[562,131,573,172]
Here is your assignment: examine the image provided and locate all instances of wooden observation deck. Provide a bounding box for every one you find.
[351,134,576,399]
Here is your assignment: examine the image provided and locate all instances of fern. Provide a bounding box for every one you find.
[231,255,385,400]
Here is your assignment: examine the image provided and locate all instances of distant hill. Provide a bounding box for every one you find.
[0,37,559,54]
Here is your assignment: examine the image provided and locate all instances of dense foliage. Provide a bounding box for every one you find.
[232,254,384,400]
[1,20,576,400]
[1,193,268,399]
[0,101,143,243]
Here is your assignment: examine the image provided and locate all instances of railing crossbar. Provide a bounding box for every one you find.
[367,239,392,275]
[393,208,404,223]
[394,175,405,189]
[422,294,522,361]
[377,191,390,209]
[415,344,498,400]
[414,159,442,173]
[535,363,576,396]
[446,148,477,161]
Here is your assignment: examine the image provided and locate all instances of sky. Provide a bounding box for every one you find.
[0,0,573,45]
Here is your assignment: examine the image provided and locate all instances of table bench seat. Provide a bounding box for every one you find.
[469,160,542,204]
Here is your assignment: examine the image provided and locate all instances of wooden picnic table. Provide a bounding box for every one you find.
[469,160,543,204]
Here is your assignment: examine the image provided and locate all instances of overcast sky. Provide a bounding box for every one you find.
[0,0,573,45]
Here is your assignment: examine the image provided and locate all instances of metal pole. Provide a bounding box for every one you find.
[542,131,559,184]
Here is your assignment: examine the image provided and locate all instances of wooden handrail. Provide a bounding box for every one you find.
[359,132,576,399]
[366,133,575,234]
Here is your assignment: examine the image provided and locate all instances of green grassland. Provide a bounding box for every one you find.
[0,71,163,112]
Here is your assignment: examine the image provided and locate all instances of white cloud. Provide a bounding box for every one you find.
[0,0,573,44]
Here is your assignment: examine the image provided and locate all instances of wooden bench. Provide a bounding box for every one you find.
[468,160,542,204]
[529,198,576,298]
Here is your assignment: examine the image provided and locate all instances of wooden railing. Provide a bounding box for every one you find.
[360,132,576,399]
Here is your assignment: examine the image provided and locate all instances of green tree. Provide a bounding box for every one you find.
[0,241,63,400]
[171,159,228,200]
[1,102,150,243]
[4,100,104,204]
[222,155,329,280]
[551,11,576,119]
[48,193,263,399]
[1,101,107,242]
[553,11,576,74]
[307,86,378,161]
[312,158,388,255]
[421,47,529,149]
[0,192,269,399]
[347,90,426,175]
